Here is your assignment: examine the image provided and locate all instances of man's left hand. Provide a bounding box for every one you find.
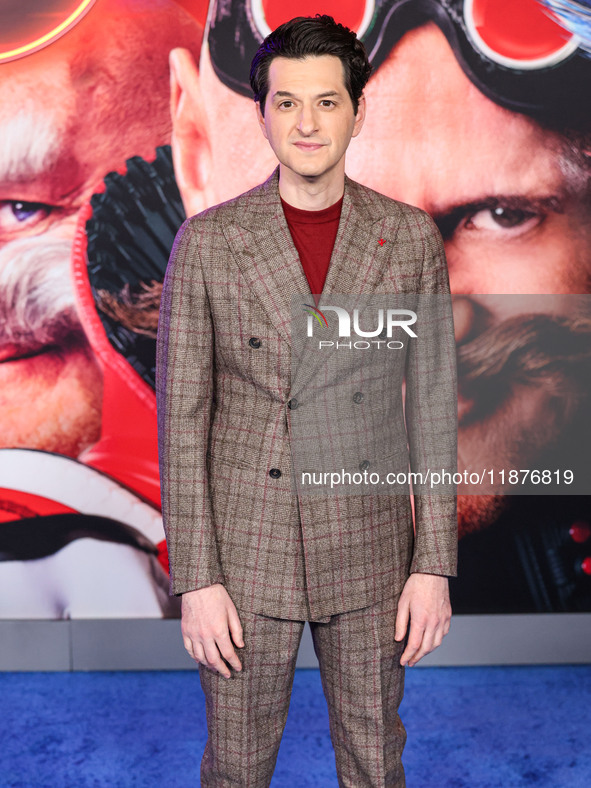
[395,572,451,667]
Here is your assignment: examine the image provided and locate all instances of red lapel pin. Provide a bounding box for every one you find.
[378,238,385,246]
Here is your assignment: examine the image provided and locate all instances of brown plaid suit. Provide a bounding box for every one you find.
[155,166,457,786]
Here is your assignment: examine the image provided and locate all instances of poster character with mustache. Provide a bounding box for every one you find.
[0,0,207,618]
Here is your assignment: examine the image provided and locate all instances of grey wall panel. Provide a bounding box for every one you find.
[0,615,589,671]
[296,623,316,668]
[0,621,70,671]
[419,613,591,666]
[71,620,194,671]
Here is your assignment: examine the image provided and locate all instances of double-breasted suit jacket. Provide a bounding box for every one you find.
[155,166,458,622]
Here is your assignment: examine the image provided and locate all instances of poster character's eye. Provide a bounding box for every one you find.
[0,200,53,234]
[464,205,542,235]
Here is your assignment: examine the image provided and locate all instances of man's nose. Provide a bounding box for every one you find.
[297,104,318,135]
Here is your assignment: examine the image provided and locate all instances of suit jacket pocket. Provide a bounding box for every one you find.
[207,448,255,473]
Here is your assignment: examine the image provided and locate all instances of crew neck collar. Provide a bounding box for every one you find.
[280,194,344,221]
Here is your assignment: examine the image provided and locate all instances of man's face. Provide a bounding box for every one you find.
[256,55,365,182]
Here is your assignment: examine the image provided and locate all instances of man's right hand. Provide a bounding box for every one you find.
[181,583,244,678]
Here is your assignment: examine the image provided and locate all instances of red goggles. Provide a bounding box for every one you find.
[208,0,591,127]
[0,0,97,63]
[250,0,580,69]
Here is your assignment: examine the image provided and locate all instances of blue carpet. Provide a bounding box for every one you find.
[0,666,588,787]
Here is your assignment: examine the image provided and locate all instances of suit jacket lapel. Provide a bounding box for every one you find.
[222,165,405,392]
[222,166,309,349]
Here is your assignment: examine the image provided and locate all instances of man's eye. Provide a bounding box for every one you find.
[279,101,293,108]
[320,100,335,107]
[0,200,52,232]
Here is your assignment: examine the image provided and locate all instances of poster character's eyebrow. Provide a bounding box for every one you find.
[0,114,62,184]
[430,194,565,239]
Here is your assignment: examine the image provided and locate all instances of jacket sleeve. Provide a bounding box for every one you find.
[155,217,224,595]
[404,212,458,577]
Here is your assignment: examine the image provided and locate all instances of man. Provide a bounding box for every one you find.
[164,0,591,613]
[156,15,457,786]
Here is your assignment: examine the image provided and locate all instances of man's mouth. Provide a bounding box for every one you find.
[293,142,325,150]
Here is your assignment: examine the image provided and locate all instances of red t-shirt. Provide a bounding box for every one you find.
[281,195,343,306]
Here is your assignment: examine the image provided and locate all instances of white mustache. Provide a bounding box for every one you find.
[0,235,85,348]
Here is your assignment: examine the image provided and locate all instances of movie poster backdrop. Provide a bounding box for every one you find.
[1,0,590,617]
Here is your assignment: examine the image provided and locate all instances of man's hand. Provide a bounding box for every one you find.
[181,583,244,678]
[394,573,451,667]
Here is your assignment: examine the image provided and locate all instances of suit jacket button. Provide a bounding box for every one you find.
[288,398,299,409]
[359,460,370,471]
[249,337,261,348]
[352,391,364,404]
[269,468,282,479]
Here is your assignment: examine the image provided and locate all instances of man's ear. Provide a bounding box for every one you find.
[352,93,366,138]
[169,47,212,217]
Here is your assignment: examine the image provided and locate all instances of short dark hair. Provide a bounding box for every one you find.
[250,15,372,116]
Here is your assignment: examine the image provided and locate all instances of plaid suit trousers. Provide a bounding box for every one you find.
[198,591,407,787]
